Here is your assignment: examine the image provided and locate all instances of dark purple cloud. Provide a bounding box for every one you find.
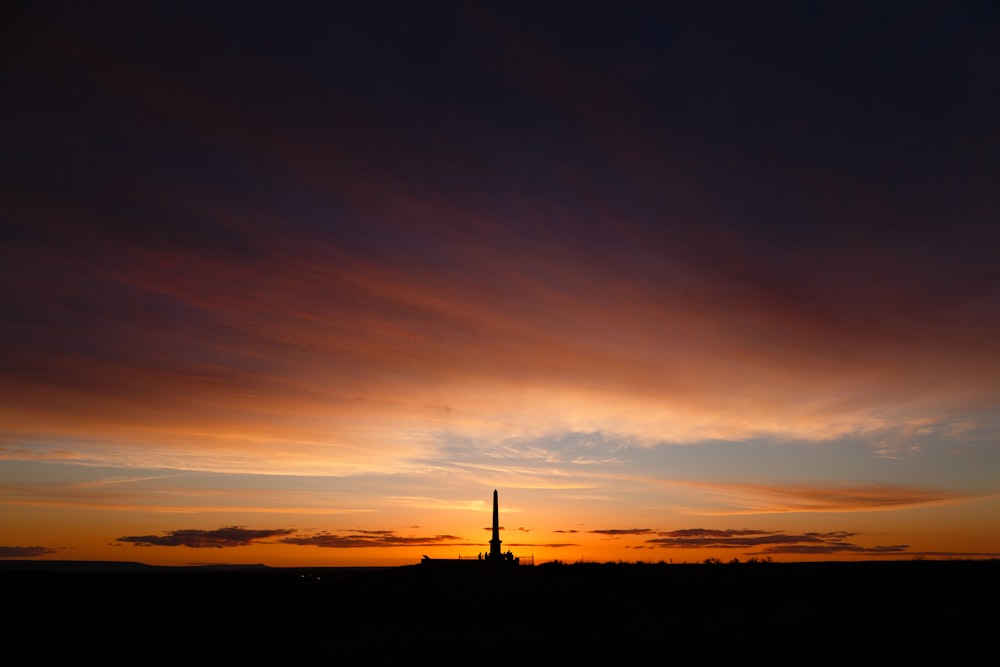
[645,528,909,555]
[282,531,466,549]
[117,527,294,548]
[0,545,58,558]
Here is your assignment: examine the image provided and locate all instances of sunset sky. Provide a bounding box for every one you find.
[3,2,999,567]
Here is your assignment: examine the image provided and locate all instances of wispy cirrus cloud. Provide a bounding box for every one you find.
[668,480,973,514]
[6,169,999,480]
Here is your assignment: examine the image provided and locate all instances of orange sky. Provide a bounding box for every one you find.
[3,2,999,567]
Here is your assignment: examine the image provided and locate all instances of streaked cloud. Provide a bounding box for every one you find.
[591,529,657,537]
[644,529,909,555]
[669,481,976,515]
[117,527,295,548]
[0,546,58,558]
[281,531,467,549]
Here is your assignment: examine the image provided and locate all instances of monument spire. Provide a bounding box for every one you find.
[489,488,502,559]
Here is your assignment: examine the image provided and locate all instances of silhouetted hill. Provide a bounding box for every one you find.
[0,559,272,573]
[3,559,996,657]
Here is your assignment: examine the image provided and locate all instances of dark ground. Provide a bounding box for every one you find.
[3,559,997,657]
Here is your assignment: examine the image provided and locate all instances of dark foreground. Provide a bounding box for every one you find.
[3,559,997,656]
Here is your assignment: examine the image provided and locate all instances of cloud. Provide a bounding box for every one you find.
[115,525,481,550]
[671,480,972,514]
[5,158,999,480]
[0,446,81,461]
[117,526,294,548]
[479,525,523,533]
[590,528,656,537]
[645,528,909,555]
[577,525,940,557]
[281,531,466,548]
[0,545,58,558]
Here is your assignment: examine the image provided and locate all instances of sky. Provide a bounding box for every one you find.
[2,1,999,567]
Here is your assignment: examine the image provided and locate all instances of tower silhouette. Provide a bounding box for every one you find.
[489,488,502,560]
[420,488,520,566]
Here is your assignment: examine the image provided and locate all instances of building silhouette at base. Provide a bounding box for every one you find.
[421,489,522,567]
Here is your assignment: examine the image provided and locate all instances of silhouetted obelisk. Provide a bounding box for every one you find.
[489,488,502,560]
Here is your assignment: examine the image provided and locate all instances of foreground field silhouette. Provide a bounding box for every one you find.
[4,559,996,655]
